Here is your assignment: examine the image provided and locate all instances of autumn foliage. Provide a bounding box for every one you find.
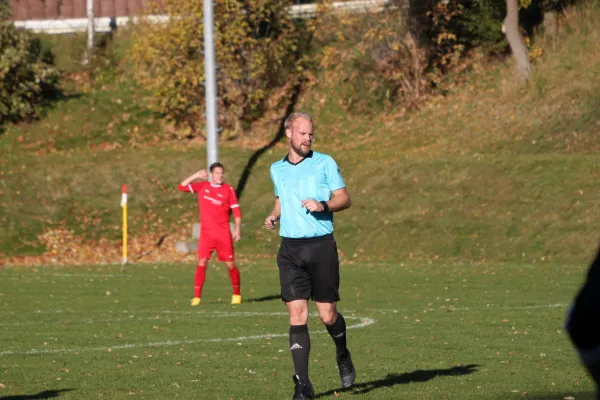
[0,0,59,124]
[129,0,300,138]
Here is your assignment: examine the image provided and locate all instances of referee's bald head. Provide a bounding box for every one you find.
[284,112,313,131]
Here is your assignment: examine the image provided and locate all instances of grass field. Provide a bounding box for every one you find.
[0,259,596,399]
[1,3,599,399]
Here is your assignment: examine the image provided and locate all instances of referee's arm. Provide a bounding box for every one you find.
[265,198,281,229]
[326,188,351,212]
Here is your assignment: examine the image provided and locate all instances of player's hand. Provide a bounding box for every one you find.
[264,215,278,229]
[301,199,324,213]
[233,229,241,242]
[196,170,208,180]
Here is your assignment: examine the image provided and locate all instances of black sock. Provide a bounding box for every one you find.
[326,313,348,359]
[289,324,310,382]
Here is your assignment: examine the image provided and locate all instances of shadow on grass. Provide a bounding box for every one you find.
[39,88,83,117]
[0,89,81,137]
[234,78,304,200]
[503,391,597,400]
[314,364,479,398]
[246,294,281,303]
[0,388,74,399]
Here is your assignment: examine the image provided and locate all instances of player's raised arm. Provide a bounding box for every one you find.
[265,198,281,229]
[178,170,208,192]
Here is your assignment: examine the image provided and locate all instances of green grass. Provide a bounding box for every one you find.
[1,4,599,399]
[0,260,595,399]
[1,3,599,264]
[2,142,598,264]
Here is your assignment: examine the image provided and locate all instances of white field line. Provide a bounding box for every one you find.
[1,304,568,329]
[48,273,134,278]
[0,313,375,357]
[0,303,569,319]
[362,303,567,314]
[2,311,312,327]
[4,273,133,278]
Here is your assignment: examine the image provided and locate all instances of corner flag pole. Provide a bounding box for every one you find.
[121,184,128,265]
[203,0,219,171]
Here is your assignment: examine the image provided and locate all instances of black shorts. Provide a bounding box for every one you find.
[277,234,340,303]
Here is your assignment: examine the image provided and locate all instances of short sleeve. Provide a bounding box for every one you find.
[228,185,240,208]
[325,157,345,191]
[270,166,279,197]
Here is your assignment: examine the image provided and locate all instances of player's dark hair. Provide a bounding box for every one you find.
[209,162,224,172]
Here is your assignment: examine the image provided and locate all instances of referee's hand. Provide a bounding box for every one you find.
[264,216,278,229]
[301,199,324,213]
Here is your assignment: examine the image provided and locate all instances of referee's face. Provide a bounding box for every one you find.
[288,118,313,157]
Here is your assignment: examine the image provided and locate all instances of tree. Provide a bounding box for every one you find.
[504,0,531,80]
[129,0,300,138]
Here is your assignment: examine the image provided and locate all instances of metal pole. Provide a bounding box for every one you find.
[203,0,219,172]
[86,0,94,64]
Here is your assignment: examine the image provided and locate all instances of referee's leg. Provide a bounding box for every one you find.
[278,240,314,397]
[311,237,356,389]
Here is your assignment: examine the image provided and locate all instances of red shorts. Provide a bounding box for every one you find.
[198,230,235,262]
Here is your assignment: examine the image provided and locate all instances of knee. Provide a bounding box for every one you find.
[225,262,235,270]
[319,310,338,326]
[197,260,208,267]
[289,307,308,326]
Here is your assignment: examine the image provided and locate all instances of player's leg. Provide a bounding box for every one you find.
[191,235,214,306]
[567,303,600,398]
[191,258,207,306]
[215,232,241,304]
[224,260,242,304]
[278,239,314,399]
[566,249,600,398]
[588,363,600,400]
[310,236,355,389]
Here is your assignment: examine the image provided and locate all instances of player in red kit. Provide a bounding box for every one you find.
[178,162,243,305]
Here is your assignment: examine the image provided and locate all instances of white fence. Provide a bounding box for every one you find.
[13,0,394,34]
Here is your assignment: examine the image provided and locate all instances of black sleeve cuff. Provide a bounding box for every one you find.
[319,201,330,213]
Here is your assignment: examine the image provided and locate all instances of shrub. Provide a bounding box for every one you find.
[306,3,429,113]
[129,0,301,139]
[0,0,60,124]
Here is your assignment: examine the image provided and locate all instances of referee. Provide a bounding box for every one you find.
[265,112,355,399]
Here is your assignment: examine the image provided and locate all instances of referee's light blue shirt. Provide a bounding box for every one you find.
[270,151,346,239]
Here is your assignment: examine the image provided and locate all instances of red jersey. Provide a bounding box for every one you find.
[178,181,241,232]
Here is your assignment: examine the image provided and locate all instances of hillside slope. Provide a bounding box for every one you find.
[1,3,598,266]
